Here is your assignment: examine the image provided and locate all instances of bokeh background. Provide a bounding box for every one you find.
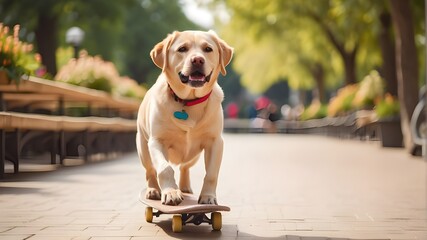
[0,0,426,154]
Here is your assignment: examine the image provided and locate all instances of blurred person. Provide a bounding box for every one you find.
[225,102,239,119]
[250,96,278,133]
[281,104,292,120]
[247,105,257,119]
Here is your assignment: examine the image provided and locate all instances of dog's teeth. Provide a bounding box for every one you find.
[189,76,205,81]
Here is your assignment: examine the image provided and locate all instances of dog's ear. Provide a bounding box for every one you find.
[150,31,179,70]
[208,30,234,76]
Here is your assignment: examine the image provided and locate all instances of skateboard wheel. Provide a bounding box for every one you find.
[145,207,153,223]
[211,212,222,231]
[172,215,182,233]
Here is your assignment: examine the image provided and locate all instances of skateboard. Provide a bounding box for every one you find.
[139,189,230,233]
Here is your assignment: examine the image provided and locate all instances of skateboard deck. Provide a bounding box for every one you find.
[139,189,230,232]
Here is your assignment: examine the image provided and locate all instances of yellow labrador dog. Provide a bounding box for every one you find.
[136,30,233,206]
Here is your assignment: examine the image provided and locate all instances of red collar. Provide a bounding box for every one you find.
[169,86,212,106]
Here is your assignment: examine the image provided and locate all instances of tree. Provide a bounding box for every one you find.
[389,0,420,152]
[0,0,63,75]
[378,8,398,96]
[120,0,199,85]
[217,0,381,101]
[0,0,200,83]
[66,1,132,62]
[0,0,129,75]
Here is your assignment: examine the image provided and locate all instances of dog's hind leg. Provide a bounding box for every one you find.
[136,132,161,200]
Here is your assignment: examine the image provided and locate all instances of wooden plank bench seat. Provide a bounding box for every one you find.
[0,76,141,117]
[0,112,136,131]
[0,111,137,176]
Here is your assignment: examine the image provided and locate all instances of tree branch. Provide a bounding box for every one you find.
[304,8,346,57]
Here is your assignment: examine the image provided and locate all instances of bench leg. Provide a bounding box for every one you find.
[99,131,110,157]
[51,131,58,165]
[60,131,66,164]
[10,129,20,173]
[83,130,89,162]
[0,130,4,178]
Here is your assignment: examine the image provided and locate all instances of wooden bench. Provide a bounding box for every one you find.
[0,76,140,117]
[0,76,140,177]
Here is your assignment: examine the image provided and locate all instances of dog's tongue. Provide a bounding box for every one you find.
[189,72,205,81]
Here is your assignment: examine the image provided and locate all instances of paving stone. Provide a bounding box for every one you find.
[27,236,77,240]
[0,134,425,239]
[0,235,34,240]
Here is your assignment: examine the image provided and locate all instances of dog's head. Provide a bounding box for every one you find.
[150,30,233,91]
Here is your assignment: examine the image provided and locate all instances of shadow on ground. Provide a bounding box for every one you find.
[1,153,135,182]
[154,220,389,240]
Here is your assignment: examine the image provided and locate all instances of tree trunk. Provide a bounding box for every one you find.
[305,11,358,86]
[311,63,325,103]
[378,10,398,96]
[342,49,357,85]
[389,0,419,153]
[34,14,58,76]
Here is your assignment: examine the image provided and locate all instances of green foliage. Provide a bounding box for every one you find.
[0,23,41,84]
[217,63,244,106]
[325,69,390,118]
[327,70,391,117]
[0,0,199,87]
[55,53,114,93]
[327,84,358,116]
[0,0,132,58]
[228,35,289,93]
[56,46,74,69]
[0,0,134,76]
[55,52,146,99]
[85,76,112,93]
[120,0,200,86]
[114,77,147,100]
[60,0,134,62]
[375,93,400,119]
[352,70,384,108]
[217,0,383,94]
[300,101,328,120]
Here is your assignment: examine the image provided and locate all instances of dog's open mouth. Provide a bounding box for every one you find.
[179,71,212,88]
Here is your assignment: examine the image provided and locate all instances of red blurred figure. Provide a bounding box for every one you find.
[226,102,239,118]
[251,96,279,133]
[255,96,271,111]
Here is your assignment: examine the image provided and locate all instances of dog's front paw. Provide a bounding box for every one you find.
[162,188,184,206]
[198,195,217,205]
[145,187,161,200]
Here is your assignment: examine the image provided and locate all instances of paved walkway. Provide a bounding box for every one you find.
[0,134,426,239]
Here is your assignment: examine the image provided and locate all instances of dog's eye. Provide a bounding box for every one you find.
[178,46,188,53]
[204,46,213,52]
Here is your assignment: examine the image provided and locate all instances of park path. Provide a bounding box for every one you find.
[0,134,426,239]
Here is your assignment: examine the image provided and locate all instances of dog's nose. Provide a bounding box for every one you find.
[191,56,205,67]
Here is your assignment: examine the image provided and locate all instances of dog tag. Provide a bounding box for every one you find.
[174,110,188,120]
